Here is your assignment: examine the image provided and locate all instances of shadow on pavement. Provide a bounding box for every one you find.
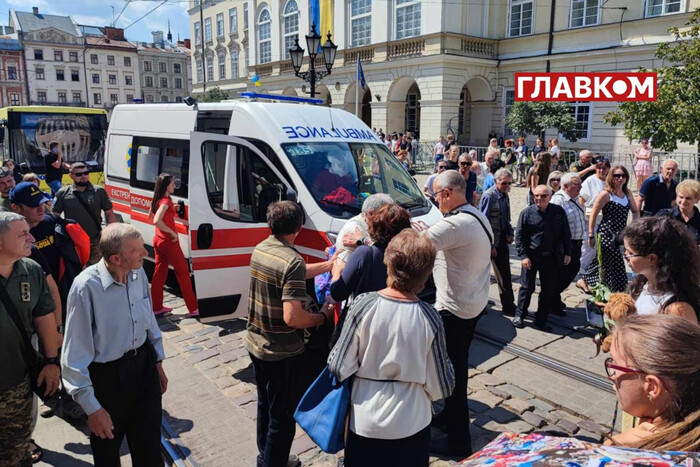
[163,409,194,436]
[40,448,93,466]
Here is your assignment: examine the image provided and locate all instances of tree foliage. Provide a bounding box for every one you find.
[504,101,580,141]
[198,87,229,103]
[604,8,700,152]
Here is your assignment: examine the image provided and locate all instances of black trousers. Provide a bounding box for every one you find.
[556,240,583,308]
[345,424,431,467]
[439,310,481,450]
[250,352,308,467]
[516,254,558,325]
[493,240,516,313]
[88,342,162,467]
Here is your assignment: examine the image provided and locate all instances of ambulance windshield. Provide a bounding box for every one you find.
[282,141,428,218]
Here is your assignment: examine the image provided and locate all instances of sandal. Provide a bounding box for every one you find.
[29,440,43,464]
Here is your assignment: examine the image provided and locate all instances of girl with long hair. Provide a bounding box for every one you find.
[606,314,700,452]
[620,217,699,323]
[150,173,199,317]
[582,165,639,292]
[526,152,551,205]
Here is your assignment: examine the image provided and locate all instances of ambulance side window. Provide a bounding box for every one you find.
[131,137,189,197]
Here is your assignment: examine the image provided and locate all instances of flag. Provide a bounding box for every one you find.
[251,73,261,87]
[357,59,366,91]
[309,0,321,42]
[320,0,333,39]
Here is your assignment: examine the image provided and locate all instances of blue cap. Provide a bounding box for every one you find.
[10,182,51,207]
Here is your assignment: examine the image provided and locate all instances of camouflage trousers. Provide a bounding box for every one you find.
[0,378,32,467]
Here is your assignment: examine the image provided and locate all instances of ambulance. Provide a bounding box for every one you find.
[104,94,441,322]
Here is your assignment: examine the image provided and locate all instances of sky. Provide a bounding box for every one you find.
[0,0,192,43]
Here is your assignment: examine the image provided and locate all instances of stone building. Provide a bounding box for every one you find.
[0,35,28,106]
[135,31,190,103]
[188,0,698,152]
[10,7,87,106]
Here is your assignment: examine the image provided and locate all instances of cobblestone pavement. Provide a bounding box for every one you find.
[33,182,619,466]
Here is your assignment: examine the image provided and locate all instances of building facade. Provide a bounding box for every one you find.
[188,0,699,153]
[10,7,87,106]
[0,36,28,106]
[136,31,191,103]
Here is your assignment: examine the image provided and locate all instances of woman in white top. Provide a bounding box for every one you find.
[328,229,454,467]
[620,217,699,324]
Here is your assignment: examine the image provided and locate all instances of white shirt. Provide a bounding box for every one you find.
[551,190,587,241]
[425,205,493,319]
[328,292,454,440]
[335,213,369,262]
[636,284,673,316]
[550,145,561,157]
[424,174,437,197]
[580,176,606,210]
[434,142,445,155]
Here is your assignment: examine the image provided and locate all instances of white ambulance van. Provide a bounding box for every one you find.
[104,95,441,321]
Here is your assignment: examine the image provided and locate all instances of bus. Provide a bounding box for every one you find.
[0,106,108,188]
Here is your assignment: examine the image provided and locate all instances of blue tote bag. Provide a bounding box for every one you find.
[294,366,351,454]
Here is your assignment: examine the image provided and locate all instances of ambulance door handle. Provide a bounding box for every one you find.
[197,223,213,249]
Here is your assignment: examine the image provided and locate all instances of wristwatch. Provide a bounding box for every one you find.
[57,324,64,334]
[44,357,60,367]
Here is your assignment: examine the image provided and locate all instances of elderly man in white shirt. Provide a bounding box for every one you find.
[334,193,393,262]
[424,170,493,458]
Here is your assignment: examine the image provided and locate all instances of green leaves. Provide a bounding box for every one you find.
[505,101,580,141]
[198,87,229,103]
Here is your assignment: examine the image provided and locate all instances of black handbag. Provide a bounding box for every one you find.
[0,283,48,398]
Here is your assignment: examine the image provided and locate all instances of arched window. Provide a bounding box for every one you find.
[258,8,272,64]
[283,0,299,59]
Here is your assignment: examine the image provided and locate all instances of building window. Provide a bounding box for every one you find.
[124,56,131,67]
[126,94,133,102]
[37,91,47,104]
[161,77,168,88]
[230,51,239,78]
[7,66,17,80]
[54,50,63,61]
[92,73,100,83]
[258,8,272,64]
[174,63,181,73]
[90,54,98,64]
[175,78,183,88]
[161,95,169,102]
[206,53,214,80]
[159,62,167,73]
[69,51,78,62]
[509,0,534,37]
[56,69,65,81]
[111,94,118,104]
[196,59,203,82]
[36,67,44,80]
[282,1,299,59]
[145,76,153,87]
[230,7,238,33]
[244,2,249,30]
[73,92,81,104]
[144,61,152,72]
[146,95,154,103]
[396,0,421,40]
[10,93,20,105]
[58,92,66,104]
[176,96,183,103]
[109,74,117,85]
[195,22,201,44]
[205,17,212,41]
[34,49,43,60]
[569,101,591,139]
[570,0,599,27]
[125,75,133,86]
[217,12,224,37]
[503,88,515,136]
[71,70,80,81]
[646,0,681,16]
[107,55,115,66]
[351,0,372,47]
[94,93,102,105]
[218,52,226,80]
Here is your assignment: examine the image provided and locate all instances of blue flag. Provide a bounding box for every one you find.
[357,60,366,91]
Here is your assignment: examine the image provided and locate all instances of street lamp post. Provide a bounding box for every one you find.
[288,23,337,99]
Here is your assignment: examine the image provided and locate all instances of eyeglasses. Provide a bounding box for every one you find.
[437,165,447,170]
[72,171,89,177]
[613,173,627,179]
[460,162,472,167]
[604,357,645,378]
[434,188,451,198]
[499,181,513,185]
[550,178,561,182]
[619,246,643,260]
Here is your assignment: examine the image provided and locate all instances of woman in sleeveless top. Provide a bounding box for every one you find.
[583,166,639,292]
[620,217,700,323]
[633,139,652,191]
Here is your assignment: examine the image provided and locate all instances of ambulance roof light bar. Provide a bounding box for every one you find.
[240,92,324,105]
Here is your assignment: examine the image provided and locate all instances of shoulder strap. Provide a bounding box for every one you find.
[73,189,102,232]
[448,208,493,246]
[0,281,37,364]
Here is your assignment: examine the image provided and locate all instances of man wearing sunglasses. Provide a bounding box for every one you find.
[54,163,116,265]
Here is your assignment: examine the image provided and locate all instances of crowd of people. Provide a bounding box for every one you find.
[1,133,699,467]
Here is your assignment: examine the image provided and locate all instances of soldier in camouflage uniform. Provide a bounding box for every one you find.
[0,212,60,467]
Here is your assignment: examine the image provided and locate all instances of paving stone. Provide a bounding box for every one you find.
[195,358,223,372]
[528,398,555,413]
[163,346,179,359]
[220,332,244,343]
[552,410,583,425]
[234,391,257,406]
[467,368,481,378]
[169,334,194,343]
[500,384,533,401]
[183,345,203,353]
[468,379,487,392]
[223,383,253,400]
[179,318,199,326]
[429,461,453,467]
[502,398,534,415]
[290,435,316,456]
[188,348,220,363]
[472,413,492,428]
[203,366,230,380]
[472,373,506,387]
[488,406,518,423]
[468,398,490,414]
[189,335,212,344]
[244,403,258,420]
[539,424,567,434]
[521,411,546,428]
[481,419,507,432]
[213,375,238,390]
[578,419,606,435]
[219,350,241,363]
[194,326,220,336]
[502,420,534,433]
[575,429,602,442]
[470,389,502,408]
[487,387,511,401]
[159,322,178,332]
[204,338,223,348]
[557,419,580,434]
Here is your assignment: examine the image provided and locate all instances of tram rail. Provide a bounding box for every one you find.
[161,418,198,467]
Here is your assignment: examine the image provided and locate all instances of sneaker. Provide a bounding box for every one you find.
[512,316,525,328]
[187,310,200,318]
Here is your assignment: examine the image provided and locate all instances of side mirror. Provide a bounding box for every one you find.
[285,187,298,203]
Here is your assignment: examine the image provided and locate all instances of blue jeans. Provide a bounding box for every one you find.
[47,179,62,197]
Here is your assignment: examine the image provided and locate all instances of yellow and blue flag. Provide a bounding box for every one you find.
[251,73,261,87]
[309,0,333,44]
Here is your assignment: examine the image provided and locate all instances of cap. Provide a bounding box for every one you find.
[0,167,11,178]
[10,182,51,207]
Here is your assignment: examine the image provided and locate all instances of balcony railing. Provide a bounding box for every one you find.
[343,45,375,66]
[460,37,497,58]
[387,38,425,59]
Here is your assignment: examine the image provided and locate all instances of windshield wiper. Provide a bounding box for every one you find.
[320,200,362,213]
[400,200,428,210]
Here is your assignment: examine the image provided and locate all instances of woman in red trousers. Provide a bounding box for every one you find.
[150,173,199,317]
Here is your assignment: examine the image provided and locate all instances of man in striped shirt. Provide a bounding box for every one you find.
[244,201,335,467]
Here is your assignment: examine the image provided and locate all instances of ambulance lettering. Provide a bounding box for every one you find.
[282,126,378,141]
